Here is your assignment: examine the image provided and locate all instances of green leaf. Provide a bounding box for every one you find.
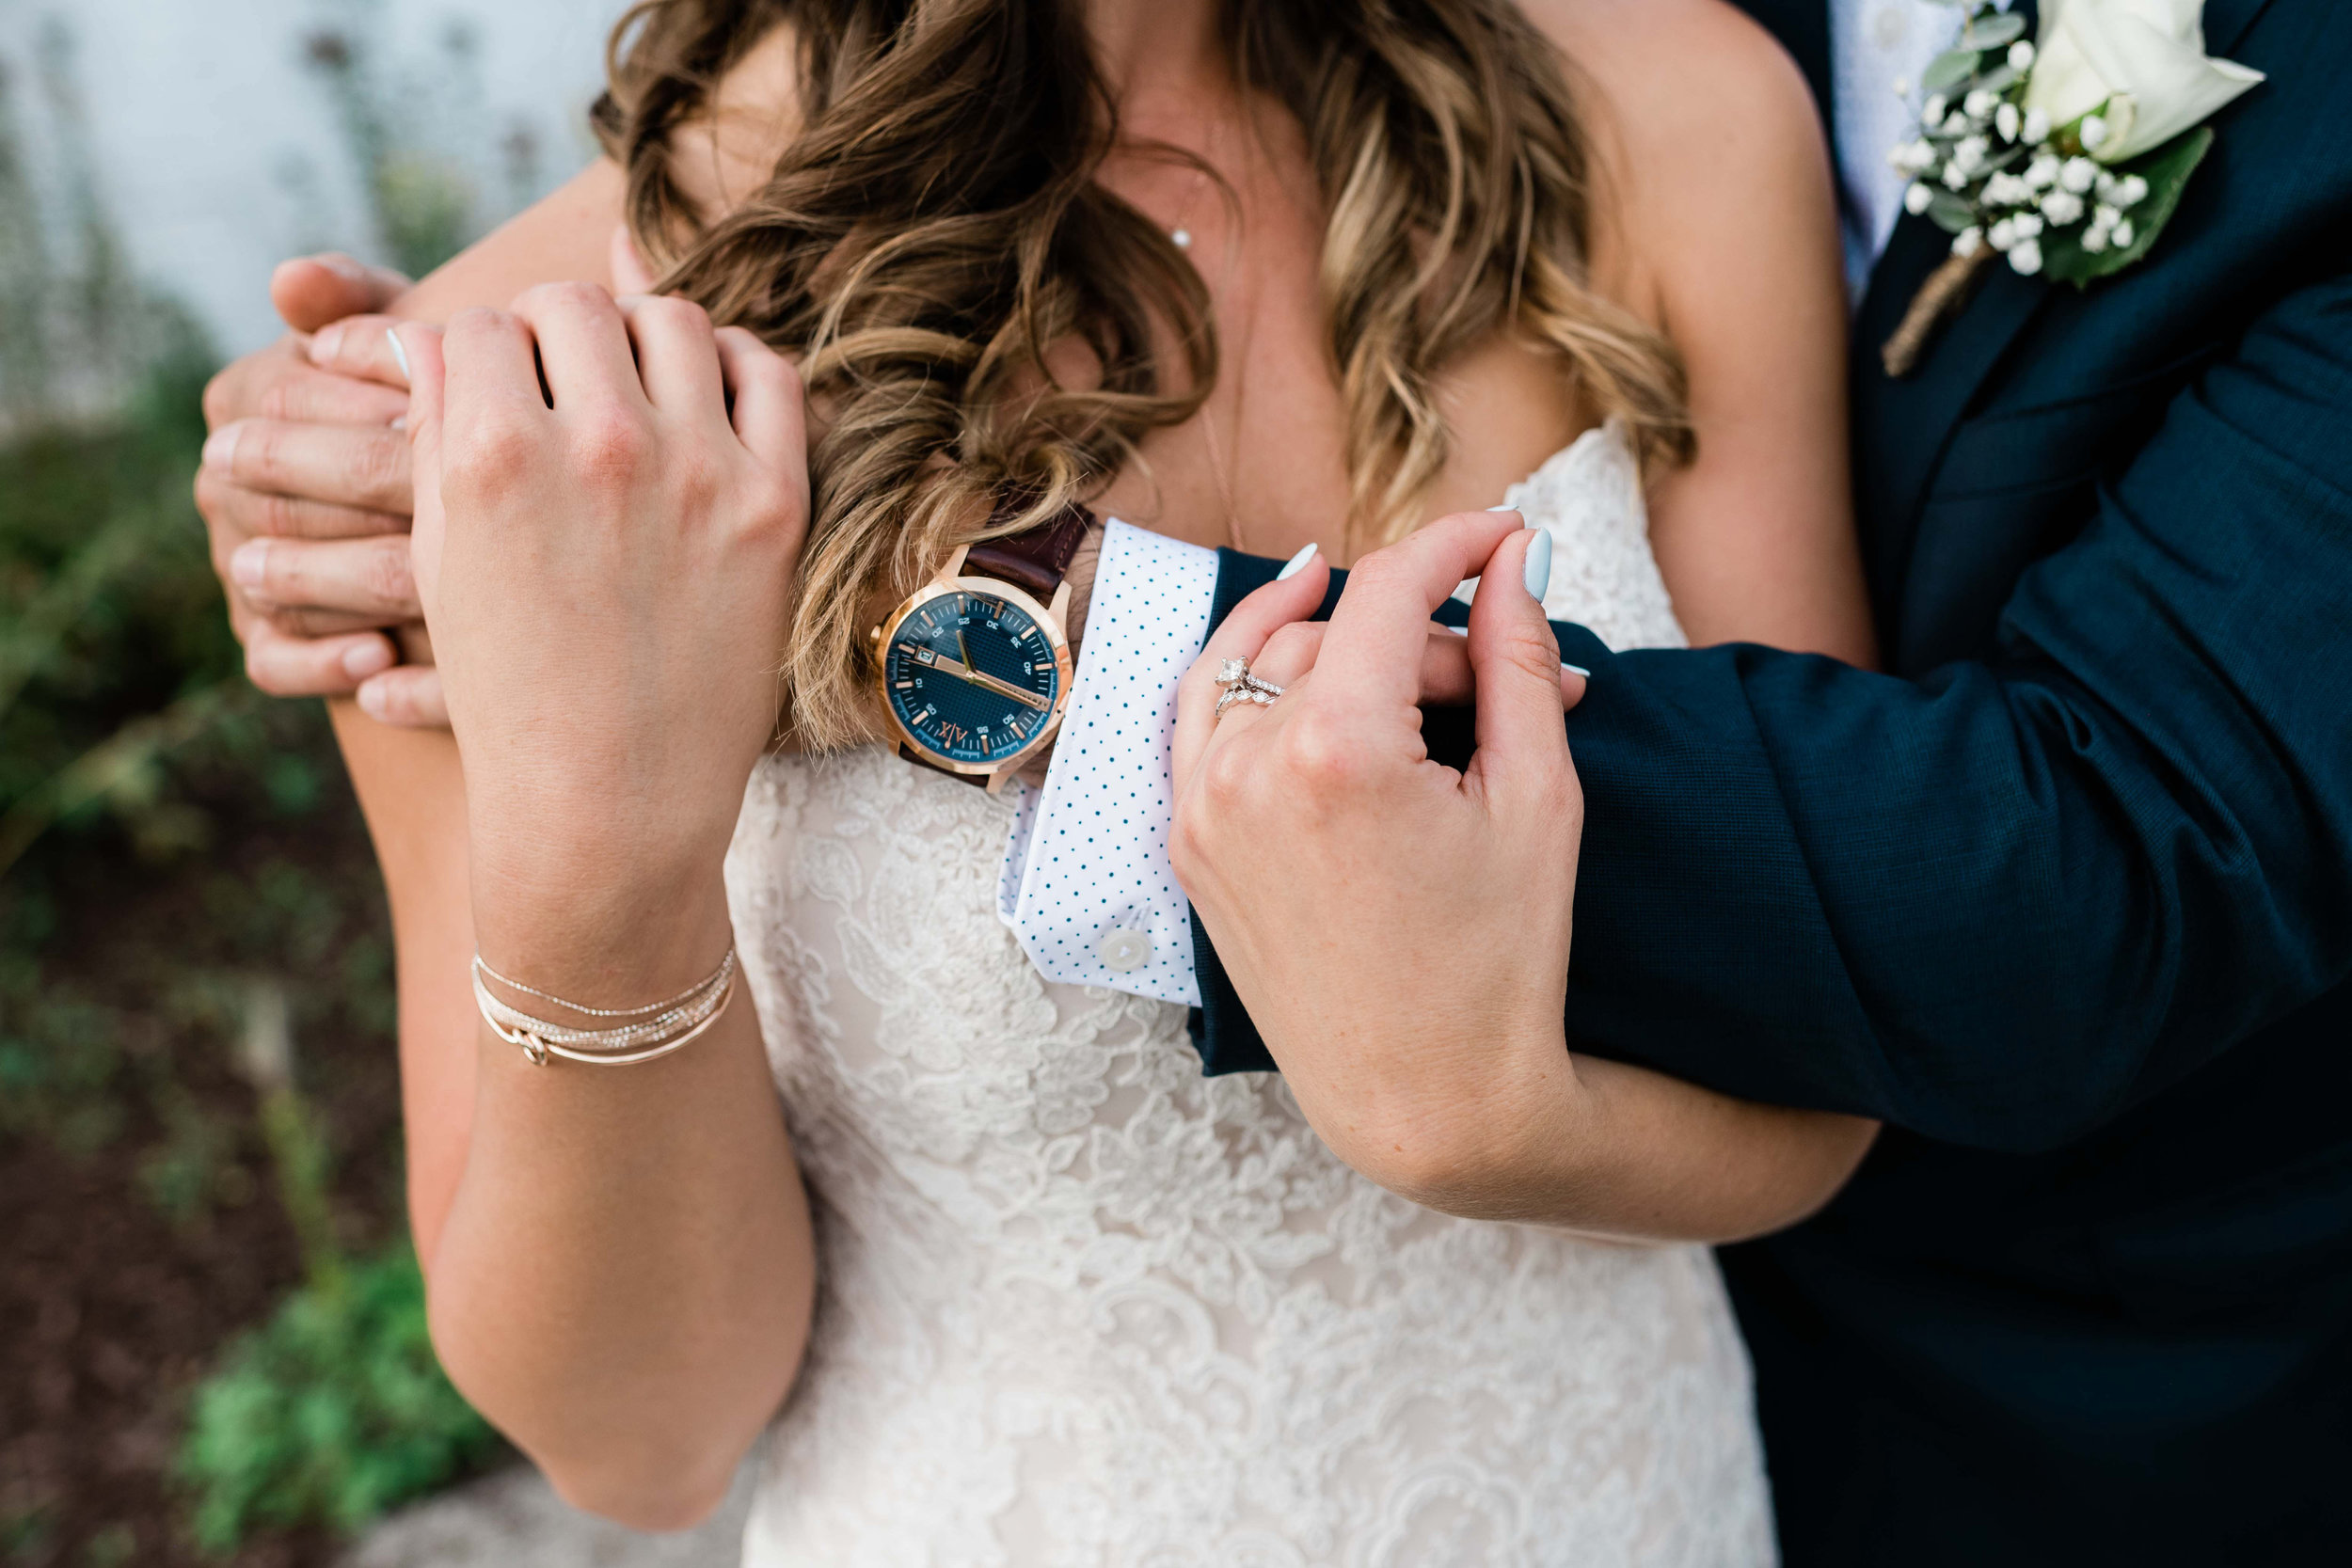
[2042,126,2214,288]
[1963,11,2028,47]
[1922,47,1986,91]
[1973,63,2020,98]
[1927,192,1978,234]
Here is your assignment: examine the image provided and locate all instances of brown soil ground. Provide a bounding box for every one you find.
[1,787,410,1568]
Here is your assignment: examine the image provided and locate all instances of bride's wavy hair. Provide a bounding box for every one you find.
[594,0,1692,748]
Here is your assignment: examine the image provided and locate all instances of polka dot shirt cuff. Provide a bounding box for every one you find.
[996,518,1217,1007]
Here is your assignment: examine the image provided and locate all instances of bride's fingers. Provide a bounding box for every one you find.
[1251,622,1586,708]
[614,293,728,420]
[712,327,809,476]
[1170,549,1331,799]
[505,282,645,413]
[609,223,660,295]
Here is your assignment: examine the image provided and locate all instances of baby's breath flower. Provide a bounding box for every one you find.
[1890,139,1938,176]
[2116,174,2151,208]
[1984,171,2033,206]
[2112,217,2136,248]
[2026,153,2062,189]
[2092,202,2122,230]
[2011,213,2046,240]
[1923,93,1949,127]
[1964,87,2000,119]
[2009,40,2036,72]
[2041,189,2086,226]
[2060,157,2099,194]
[2010,236,2044,276]
[2023,107,2051,144]
[2095,169,2120,200]
[2080,114,2111,151]
[1943,161,1972,191]
[2081,225,2110,253]
[1989,216,2019,250]
[1995,103,2022,142]
[1944,109,1973,136]
[1905,182,1936,216]
[1953,226,1986,259]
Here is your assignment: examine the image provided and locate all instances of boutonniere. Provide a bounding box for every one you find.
[1881,0,2265,376]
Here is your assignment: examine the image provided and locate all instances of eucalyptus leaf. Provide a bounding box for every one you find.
[1927,192,1978,234]
[2042,127,2213,288]
[1922,48,1986,91]
[1974,63,2020,97]
[1964,11,2028,47]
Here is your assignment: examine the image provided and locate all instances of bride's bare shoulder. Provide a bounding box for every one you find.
[1514,0,1834,319]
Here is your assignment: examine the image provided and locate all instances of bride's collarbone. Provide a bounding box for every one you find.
[1099,335,1592,555]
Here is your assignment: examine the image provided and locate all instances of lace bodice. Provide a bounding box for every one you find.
[1458,420,1691,650]
[723,424,1767,1565]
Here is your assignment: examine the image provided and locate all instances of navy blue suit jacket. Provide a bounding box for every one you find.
[1186,2,2352,1560]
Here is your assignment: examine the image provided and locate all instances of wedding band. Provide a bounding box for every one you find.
[1213,657,1284,720]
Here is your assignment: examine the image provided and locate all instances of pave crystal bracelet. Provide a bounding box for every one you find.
[470,947,738,1067]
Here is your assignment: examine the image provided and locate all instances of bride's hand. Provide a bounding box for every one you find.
[394,285,808,994]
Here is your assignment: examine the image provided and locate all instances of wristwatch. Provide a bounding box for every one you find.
[868,502,1090,793]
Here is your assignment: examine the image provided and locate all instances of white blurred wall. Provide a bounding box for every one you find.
[0,0,630,356]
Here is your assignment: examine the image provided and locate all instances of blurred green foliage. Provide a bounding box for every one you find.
[0,8,536,1558]
[178,1245,501,1553]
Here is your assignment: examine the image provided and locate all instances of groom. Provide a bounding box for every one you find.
[195,0,2348,1561]
[1163,1,2352,1562]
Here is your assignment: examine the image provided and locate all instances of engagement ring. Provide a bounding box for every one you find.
[1214,657,1284,720]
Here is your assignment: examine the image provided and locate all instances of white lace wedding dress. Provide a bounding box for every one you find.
[723,422,1773,1566]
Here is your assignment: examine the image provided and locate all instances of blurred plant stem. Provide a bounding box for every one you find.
[238,976,348,1293]
[0,679,252,880]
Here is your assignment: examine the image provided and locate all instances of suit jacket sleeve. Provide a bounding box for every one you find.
[1193,270,2352,1153]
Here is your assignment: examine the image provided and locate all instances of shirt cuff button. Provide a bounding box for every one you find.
[1098,927,1152,973]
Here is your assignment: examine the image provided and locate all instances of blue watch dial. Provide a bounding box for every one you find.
[884,590,1061,767]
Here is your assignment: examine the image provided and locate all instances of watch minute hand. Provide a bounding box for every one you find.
[934,653,1050,712]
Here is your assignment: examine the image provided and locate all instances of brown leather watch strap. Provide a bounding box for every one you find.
[963,502,1094,600]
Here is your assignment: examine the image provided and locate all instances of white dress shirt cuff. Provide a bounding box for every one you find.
[997,519,1219,1006]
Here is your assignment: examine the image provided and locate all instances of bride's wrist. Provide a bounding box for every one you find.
[469,845,737,1009]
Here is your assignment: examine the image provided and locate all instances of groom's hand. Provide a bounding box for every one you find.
[1168,515,1591,1213]
[196,254,449,725]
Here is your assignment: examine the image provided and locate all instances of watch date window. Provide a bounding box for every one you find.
[913,647,937,666]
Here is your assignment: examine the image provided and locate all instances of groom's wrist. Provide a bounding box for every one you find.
[1012,521,1103,788]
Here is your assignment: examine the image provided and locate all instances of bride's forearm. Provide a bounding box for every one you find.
[1348,1034,1877,1244]
[426,926,814,1530]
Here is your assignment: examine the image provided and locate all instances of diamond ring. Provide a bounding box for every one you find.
[1214,657,1284,720]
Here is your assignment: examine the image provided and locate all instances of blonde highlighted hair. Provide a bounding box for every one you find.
[594,0,1690,748]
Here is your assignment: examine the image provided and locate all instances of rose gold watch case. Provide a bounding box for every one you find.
[870,545,1074,793]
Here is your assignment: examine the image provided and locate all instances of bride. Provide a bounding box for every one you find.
[302,0,1881,1560]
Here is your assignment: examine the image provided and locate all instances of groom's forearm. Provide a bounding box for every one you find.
[1202,272,2352,1153]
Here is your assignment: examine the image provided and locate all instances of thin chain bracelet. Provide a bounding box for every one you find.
[470,946,738,1067]
[473,949,735,1020]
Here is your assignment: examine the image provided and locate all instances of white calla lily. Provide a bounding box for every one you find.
[2026,0,2265,163]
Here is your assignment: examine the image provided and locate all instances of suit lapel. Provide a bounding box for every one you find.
[1851,0,2049,628]
[2206,0,2279,57]
[1851,0,2276,633]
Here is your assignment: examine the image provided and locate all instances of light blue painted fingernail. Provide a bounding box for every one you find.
[385,326,410,382]
[1563,663,1591,678]
[1522,528,1553,600]
[1275,542,1319,581]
